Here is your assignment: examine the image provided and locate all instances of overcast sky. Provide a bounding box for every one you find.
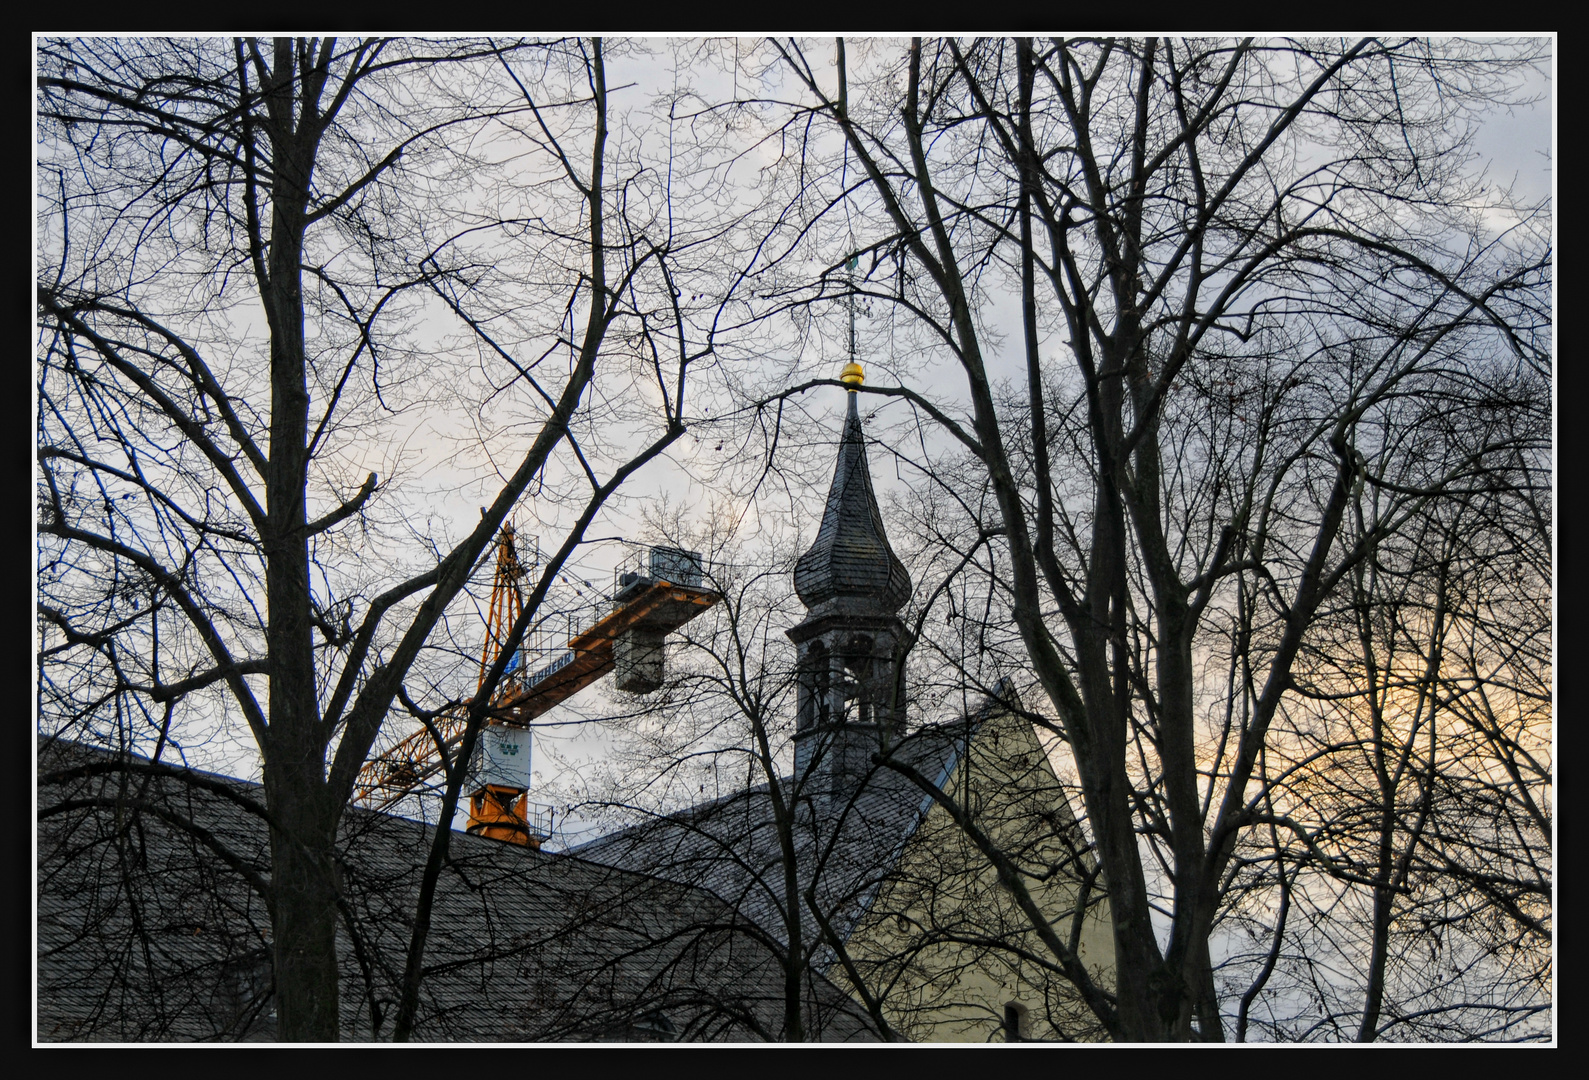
[38,36,1551,846]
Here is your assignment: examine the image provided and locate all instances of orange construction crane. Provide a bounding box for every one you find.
[353,526,720,848]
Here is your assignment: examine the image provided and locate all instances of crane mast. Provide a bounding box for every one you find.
[354,525,719,848]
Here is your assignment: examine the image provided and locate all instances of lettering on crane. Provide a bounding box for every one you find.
[528,649,575,688]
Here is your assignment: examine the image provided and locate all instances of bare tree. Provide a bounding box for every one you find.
[36,36,726,1039]
[1222,424,1551,1041]
[35,34,1551,1043]
[738,35,1550,1040]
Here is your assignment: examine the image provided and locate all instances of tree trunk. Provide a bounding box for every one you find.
[1358,884,1393,1042]
[259,38,339,1041]
[267,775,342,1040]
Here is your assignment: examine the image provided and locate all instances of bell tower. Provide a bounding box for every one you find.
[788,360,912,796]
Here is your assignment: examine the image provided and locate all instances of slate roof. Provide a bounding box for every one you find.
[792,391,913,613]
[570,712,984,963]
[36,737,877,1042]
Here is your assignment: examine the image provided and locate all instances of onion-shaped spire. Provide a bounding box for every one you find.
[793,380,912,613]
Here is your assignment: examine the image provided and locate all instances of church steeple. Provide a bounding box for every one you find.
[793,369,912,615]
[788,362,912,794]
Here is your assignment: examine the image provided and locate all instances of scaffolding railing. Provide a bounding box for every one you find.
[520,800,555,840]
[509,545,721,686]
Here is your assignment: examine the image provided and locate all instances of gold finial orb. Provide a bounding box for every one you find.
[839,360,865,389]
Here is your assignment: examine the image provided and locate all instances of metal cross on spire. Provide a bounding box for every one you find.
[846,253,858,363]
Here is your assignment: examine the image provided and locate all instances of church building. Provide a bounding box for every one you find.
[37,361,1114,1042]
[574,361,1116,1041]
